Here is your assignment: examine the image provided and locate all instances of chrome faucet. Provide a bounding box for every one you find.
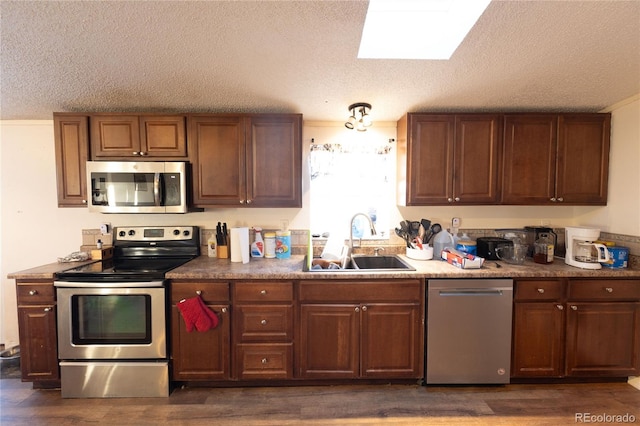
[349,213,377,256]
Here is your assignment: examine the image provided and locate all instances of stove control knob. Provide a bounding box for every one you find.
[128,230,136,236]
[183,230,190,236]
[173,229,180,236]
[119,231,126,237]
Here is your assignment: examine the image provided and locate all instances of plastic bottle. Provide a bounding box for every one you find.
[275,230,291,259]
[207,234,217,257]
[433,229,455,260]
[250,227,265,258]
[533,232,554,264]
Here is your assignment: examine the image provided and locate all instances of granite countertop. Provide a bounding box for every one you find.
[166,255,640,280]
[8,255,640,281]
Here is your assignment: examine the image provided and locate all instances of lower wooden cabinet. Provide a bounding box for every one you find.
[298,280,424,379]
[170,281,231,381]
[16,280,60,382]
[512,278,640,379]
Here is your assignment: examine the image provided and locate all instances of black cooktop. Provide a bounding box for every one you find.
[55,257,194,282]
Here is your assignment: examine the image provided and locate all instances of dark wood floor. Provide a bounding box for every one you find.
[1,378,639,425]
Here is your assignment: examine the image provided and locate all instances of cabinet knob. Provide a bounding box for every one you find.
[354,307,360,312]
[139,151,147,156]
[454,197,460,202]
[260,290,267,295]
[246,199,252,204]
[550,197,556,202]
[196,290,202,295]
[221,307,227,313]
[447,198,453,203]
[261,358,268,365]
[82,200,87,204]
[556,304,564,310]
[132,151,139,155]
[29,290,38,296]
[605,287,613,293]
[571,305,578,310]
[44,307,51,312]
[537,288,545,294]
[261,319,267,325]
[239,199,245,204]
[557,197,563,202]
[361,305,367,311]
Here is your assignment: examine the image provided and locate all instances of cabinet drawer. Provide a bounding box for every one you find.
[170,281,229,304]
[515,280,564,301]
[235,343,293,380]
[235,305,293,341]
[299,280,422,303]
[17,282,55,304]
[233,282,293,302]
[568,279,640,301]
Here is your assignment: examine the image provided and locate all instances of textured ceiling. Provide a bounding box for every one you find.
[1,0,639,122]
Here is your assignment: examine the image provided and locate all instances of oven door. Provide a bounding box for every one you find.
[55,283,166,360]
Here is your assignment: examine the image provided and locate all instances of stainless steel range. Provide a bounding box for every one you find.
[54,226,199,398]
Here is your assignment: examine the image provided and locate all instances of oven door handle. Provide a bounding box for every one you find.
[154,172,161,206]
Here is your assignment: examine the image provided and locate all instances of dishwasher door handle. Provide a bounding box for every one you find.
[438,289,505,296]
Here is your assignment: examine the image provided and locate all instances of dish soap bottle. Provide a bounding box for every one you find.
[251,227,265,258]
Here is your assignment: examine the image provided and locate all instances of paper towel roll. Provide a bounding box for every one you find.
[230,227,250,264]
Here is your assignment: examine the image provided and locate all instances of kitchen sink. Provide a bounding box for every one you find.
[305,255,415,272]
[351,255,414,270]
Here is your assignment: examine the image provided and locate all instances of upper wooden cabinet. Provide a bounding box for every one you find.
[189,114,302,207]
[54,114,90,207]
[90,114,187,159]
[397,113,502,205]
[501,113,610,205]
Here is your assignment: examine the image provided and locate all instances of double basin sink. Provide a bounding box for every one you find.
[306,255,415,272]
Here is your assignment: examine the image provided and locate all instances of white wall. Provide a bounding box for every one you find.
[1,98,639,345]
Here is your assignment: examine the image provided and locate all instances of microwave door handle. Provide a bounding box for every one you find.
[154,173,161,206]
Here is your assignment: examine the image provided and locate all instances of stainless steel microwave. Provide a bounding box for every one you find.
[87,161,187,213]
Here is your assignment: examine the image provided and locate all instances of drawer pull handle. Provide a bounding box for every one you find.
[196,290,202,295]
[29,290,38,296]
[261,358,268,364]
[605,287,613,293]
[537,288,545,294]
[571,305,577,310]
[260,290,267,295]
[556,304,564,310]
[261,319,267,325]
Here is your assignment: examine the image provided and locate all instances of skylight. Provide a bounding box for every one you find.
[358,0,491,60]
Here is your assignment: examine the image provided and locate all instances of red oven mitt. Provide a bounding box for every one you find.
[177,296,218,332]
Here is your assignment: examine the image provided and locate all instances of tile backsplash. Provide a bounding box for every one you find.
[80,227,640,269]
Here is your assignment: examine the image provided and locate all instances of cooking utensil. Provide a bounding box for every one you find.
[420,219,431,242]
[395,227,412,248]
[425,223,442,244]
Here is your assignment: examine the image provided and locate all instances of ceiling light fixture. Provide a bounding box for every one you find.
[345,103,372,131]
[358,0,491,60]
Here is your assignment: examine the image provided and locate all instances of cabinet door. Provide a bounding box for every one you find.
[90,115,140,158]
[140,115,187,157]
[556,114,610,204]
[171,304,230,380]
[188,115,246,206]
[501,114,557,204]
[512,302,565,377]
[453,114,501,204]
[54,114,89,207]
[360,303,423,378]
[406,114,454,204]
[17,305,59,381]
[299,304,359,379]
[566,302,640,377]
[246,114,302,207]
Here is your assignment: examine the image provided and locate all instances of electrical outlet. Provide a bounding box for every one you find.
[452,217,461,228]
[100,223,111,234]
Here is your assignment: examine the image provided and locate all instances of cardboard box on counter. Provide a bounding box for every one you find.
[441,248,484,269]
[91,246,113,260]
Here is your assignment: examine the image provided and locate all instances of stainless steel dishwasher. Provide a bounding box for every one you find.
[426,279,513,384]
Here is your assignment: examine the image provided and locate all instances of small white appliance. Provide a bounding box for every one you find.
[565,226,610,269]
